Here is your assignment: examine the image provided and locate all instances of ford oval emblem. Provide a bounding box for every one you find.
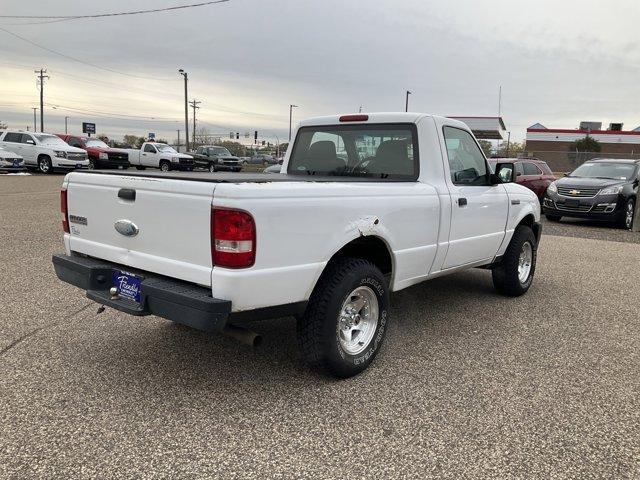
[114,219,139,237]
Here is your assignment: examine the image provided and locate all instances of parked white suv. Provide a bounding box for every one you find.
[0,131,89,173]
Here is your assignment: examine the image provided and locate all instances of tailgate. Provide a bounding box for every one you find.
[65,172,215,286]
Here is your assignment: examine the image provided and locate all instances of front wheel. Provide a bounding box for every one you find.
[492,225,537,297]
[297,258,390,378]
[209,163,216,173]
[87,159,95,170]
[37,156,52,174]
[159,161,171,172]
[619,198,635,230]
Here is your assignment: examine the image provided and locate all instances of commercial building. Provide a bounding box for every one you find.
[525,121,640,172]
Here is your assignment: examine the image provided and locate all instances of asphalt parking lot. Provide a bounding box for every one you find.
[1,174,638,479]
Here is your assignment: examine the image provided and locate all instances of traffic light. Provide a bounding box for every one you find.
[236,132,240,140]
[254,131,258,144]
[262,140,265,146]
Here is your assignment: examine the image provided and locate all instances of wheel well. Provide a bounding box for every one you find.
[37,154,51,162]
[518,214,540,242]
[329,236,393,277]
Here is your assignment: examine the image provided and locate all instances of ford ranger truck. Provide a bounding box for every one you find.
[52,113,542,378]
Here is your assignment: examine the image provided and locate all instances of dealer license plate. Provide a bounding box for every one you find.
[112,270,142,303]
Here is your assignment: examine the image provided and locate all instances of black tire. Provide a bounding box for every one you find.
[209,163,217,173]
[545,214,561,222]
[37,156,52,174]
[492,225,537,297]
[297,257,390,378]
[617,198,635,230]
[87,159,96,170]
[159,160,171,172]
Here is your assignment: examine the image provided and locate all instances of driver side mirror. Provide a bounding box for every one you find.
[494,162,516,183]
[26,139,35,145]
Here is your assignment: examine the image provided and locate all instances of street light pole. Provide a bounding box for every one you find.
[289,104,298,142]
[405,90,411,112]
[179,69,189,151]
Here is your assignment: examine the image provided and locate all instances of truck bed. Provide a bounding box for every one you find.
[77,170,413,183]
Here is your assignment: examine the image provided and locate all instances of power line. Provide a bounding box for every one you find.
[0,1,230,22]
[0,26,176,81]
[45,103,181,123]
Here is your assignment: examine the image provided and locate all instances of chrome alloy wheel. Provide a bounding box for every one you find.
[337,286,379,355]
[625,201,634,229]
[518,241,533,283]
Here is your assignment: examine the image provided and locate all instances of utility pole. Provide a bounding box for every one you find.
[289,104,298,142]
[405,90,411,112]
[178,69,189,151]
[189,99,201,147]
[31,107,37,132]
[35,69,49,132]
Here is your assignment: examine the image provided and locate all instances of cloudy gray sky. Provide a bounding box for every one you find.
[1,0,639,144]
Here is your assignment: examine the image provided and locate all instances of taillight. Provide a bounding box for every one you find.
[211,208,256,268]
[339,114,369,122]
[61,188,70,233]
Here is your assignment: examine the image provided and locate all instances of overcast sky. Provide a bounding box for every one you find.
[1,0,639,144]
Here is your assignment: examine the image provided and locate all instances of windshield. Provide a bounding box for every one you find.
[569,162,636,180]
[288,124,418,179]
[85,139,109,148]
[210,147,231,156]
[35,134,68,147]
[155,144,177,153]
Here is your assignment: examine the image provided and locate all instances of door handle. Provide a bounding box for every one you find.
[511,199,521,205]
[458,197,468,207]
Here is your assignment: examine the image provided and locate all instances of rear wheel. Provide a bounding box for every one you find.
[545,214,561,222]
[297,257,390,378]
[87,159,95,170]
[492,225,537,297]
[159,161,171,172]
[209,163,216,173]
[37,156,52,174]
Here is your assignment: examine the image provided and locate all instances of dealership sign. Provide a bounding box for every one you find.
[82,122,96,135]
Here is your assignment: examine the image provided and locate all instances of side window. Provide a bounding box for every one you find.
[68,138,83,148]
[523,162,542,175]
[515,163,524,175]
[21,134,35,144]
[144,144,156,153]
[3,132,22,143]
[443,126,489,185]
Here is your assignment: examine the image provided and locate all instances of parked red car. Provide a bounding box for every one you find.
[489,158,556,201]
[57,135,129,169]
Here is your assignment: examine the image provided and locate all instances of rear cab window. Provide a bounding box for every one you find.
[287,123,419,180]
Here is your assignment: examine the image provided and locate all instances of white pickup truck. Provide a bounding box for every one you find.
[126,142,195,171]
[52,113,541,378]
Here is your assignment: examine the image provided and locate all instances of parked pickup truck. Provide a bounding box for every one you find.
[58,134,130,170]
[126,142,195,171]
[190,145,242,172]
[52,113,541,378]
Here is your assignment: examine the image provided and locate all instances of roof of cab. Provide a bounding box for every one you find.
[298,112,446,127]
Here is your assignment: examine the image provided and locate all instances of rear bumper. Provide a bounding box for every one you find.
[0,166,26,173]
[52,253,231,332]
